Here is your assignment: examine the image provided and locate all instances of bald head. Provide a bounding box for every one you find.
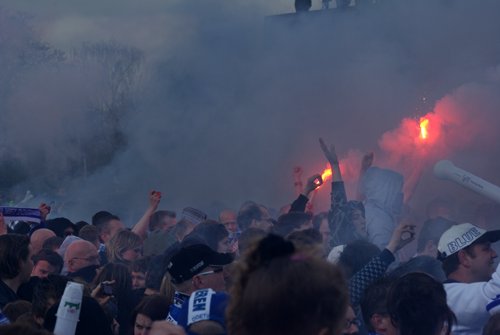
[219,209,238,233]
[64,240,99,273]
[30,229,56,255]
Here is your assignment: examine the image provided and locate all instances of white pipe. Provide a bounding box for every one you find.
[433,160,500,204]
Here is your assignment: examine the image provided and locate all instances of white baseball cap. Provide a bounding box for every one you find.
[437,223,500,259]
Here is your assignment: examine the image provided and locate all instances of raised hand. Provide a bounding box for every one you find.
[319,138,339,166]
[304,174,323,196]
[150,190,162,210]
[386,221,416,254]
[39,203,51,221]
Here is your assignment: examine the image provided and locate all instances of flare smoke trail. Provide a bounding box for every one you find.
[2,0,500,223]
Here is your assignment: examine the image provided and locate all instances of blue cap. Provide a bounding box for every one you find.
[177,289,228,334]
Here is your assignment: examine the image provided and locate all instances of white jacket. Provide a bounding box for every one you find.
[360,167,404,250]
[444,263,500,335]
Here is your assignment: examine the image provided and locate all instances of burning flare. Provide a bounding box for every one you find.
[419,117,429,140]
[321,167,332,181]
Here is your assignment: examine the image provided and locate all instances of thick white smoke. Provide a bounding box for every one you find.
[2,0,500,223]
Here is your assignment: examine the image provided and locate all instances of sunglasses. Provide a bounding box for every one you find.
[196,267,224,277]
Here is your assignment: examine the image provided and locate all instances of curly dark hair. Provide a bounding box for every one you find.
[227,234,348,335]
[387,272,455,335]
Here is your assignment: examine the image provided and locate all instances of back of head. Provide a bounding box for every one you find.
[484,314,500,335]
[338,240,380,279]
[45,217,74,238]
[238,228,267,255]
[417,217,456,253]
[189,221,229,252]
[360,277,394,332]
[0,234,31,279]
[237,202,262,232]
[426,196,456,220]
[42,236,63,252]
[33,249,64,274]
[150,210,176,231]
[227,234,348,335]
[92,211,113,226]
[78,224,100,247]
[132,294,170,324]
[32,274,69,321]
[286,228,323,258]
[3,300,32,323]
[389,255,446,282]
[93,262,132,298]
[30,228,56,254]
[274,212,312,237]
[387,272,455,335]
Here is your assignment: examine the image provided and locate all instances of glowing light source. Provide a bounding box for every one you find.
[419,117,429,140]
[321,168,332,181]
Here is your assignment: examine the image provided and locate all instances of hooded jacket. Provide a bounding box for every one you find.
[360,167,404,250]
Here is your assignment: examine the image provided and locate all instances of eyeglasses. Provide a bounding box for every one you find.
[343,318,361,330]
[196,267,224,277]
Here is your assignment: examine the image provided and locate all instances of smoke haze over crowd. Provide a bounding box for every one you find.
[2,0,500,223]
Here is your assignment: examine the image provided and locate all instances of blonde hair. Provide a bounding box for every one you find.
[106,230,142,264]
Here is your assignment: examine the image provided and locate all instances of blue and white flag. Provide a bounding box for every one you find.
[1,207,41,224]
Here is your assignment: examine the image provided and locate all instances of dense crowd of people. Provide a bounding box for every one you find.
[1,140,500,335]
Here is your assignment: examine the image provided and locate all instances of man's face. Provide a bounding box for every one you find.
[342,306,359,335]
[251,207,273,232]
[195,266,226,292]
[370,313,397,335]
[220,211,238,233]
[131,271,146,289]
[66,245,99,273]
[351,209,367,237]
[467,242,497,282]
[217,236,231,253]
[32,260,58,278]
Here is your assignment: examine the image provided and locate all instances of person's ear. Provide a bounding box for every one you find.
[192,275,203,289]
[457,249,472,268]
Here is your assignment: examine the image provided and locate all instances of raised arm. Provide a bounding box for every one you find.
[289,174,323,212]
[319,138,346,212]
[349,223,415,307]
[132,190,162,240]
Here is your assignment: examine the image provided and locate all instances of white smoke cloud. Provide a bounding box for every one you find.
[2,0,500,223]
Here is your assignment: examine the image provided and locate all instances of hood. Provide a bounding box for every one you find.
[360,167,404,215]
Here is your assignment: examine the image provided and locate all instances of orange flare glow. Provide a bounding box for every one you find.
[420,117,429,140]
[321,167,332,182]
